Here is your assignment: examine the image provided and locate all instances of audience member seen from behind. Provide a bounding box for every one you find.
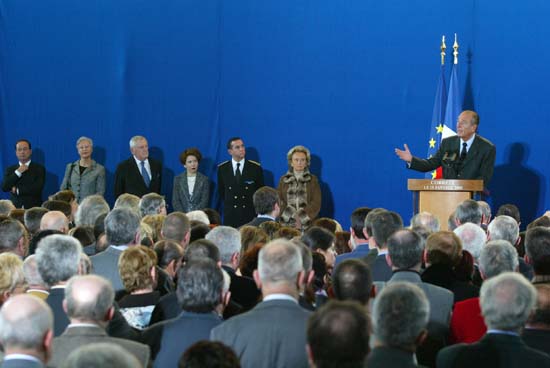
[0,253,26,306]
[117,245,160,330]
[179,341,241,368]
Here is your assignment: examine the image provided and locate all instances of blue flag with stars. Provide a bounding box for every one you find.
[443,61,462,141]
[425,64,447,179]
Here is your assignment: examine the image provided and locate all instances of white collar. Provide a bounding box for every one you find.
[133,156,149,165]
[3,354,42,364]
[263,293,298,303]
[19,160,31,166]
[460,134,476,151]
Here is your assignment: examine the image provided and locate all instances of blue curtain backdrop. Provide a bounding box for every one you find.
[1,0,549,228]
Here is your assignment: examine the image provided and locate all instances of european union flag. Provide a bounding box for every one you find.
[425,64,447,179]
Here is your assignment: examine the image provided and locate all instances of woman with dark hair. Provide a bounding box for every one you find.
[173,148,210,213]
[277,145,321,230]
[60,136,106,202]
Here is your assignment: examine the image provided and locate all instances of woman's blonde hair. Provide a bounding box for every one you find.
[118,246,158,293]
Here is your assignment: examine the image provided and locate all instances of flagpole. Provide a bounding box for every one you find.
[441,35,446,66]
[453,33,459,65]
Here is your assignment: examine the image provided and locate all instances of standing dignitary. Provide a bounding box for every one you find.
[395,110,496,187]
[211,239,310,368]
[60,136,106,202]
[1,140,45,209]
[114,135,162,199]
[217,137,264,228]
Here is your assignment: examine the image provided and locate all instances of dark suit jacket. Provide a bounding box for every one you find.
[244,216,275,227]
[1,162,45,208]
[114,157,162,198]
[217,160,264,228]
[410,134,496,187]
[45,288,70,337]
[372,253,393,282]
[367,346,427,368]
[421,264,479,303]
[0,357,43,368]
[522,328,550,355]
[437,333,550,368]
[141,311,222,367]
[50,325,150,367]
[172,171,210,212]
[210,299,310,368]
[91,246,124,292]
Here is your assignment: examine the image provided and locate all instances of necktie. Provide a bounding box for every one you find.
[141,161,151,187]
[235,162,242,181]
[460,142,468,161]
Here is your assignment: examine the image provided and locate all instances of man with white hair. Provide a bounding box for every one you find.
[211,239,310,368]
[0,294,53,368]
[139,193,167,217]
[0,218,29,258]
[39,211,69,233]
[488,215,533,280]
[454,223,486,262]
[206,226,260,311]
[438,272,550,367]
[114,135,162,198]
[23,255,49,300]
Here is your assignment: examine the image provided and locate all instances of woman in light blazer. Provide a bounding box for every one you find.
[173,148,210,213]
[60,136,106,203]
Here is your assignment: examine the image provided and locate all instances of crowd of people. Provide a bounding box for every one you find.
[0,176,550,367]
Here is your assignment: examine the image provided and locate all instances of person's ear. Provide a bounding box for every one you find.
[62,300,68,314]
[385,253,393,268]
[415,329,428,347]
[105,306,115,322]
[306,344,316,368]
[253,270,262,289]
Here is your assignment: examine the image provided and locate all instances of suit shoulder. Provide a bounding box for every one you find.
[475,135,495,147]
[218,160,230,167]
[247,160,261,167]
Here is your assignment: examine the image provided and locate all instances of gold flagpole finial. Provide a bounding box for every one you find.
[453,33,459,65]
[440,35,446,66]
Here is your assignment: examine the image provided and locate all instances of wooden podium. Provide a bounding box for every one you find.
[408,179,483,230]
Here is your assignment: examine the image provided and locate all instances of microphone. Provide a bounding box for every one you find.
[442,152,458,166]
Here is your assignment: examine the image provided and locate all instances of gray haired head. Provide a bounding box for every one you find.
[479,240,519,279]
[36,234,81,286]
[139,193,166,217]
[258,239,302,285]
[64,275,114,323]
[0,294,53,351]
[455,199,482,226]
[205,226,241,265]
[104,208,140,246]
[75,195,109,227]
[387,229,423,270]
[372,282,429,349]
[488,215,520,246]
[480,272,537,332]
[454,223,486,260]
[410,212,440,233]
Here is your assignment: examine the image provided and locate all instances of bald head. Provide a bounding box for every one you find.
[0,294,53,359]
[40,211,69,233]
[64,275,115,324]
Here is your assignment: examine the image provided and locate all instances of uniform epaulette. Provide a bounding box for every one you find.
[218,160,230,167]
[248,160,261,166]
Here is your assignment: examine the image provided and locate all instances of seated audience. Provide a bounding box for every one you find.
[160,212,191,249]
[454,199,483,227]
[139,193,167,217]
[410,211,441,233]
[75,194,109,227]
[24,207,49,239]
[246,186,280,227]
[334,207,372,267]
[142,214,166,243]
[68,225,96,255]
[333,231,351,255]
[301,226,336,271]
[186,210,210,225]
[258,220,281,240]
[39,210,69,233]
[189,221,211,242]
[114,193,141,214]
